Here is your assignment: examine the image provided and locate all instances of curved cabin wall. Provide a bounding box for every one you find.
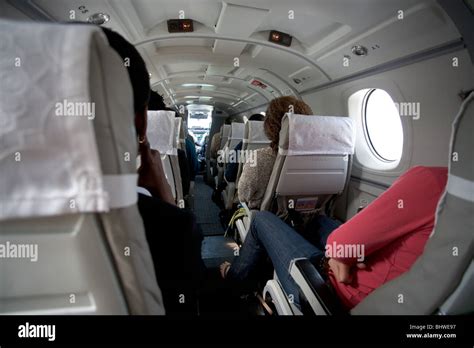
[231,47,473,220]
[301,48,473,220]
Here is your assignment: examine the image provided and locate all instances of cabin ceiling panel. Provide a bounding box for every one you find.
[316,3,461,81]
[12,0,463,113]
[130,0,222,32]
[213,2,269,55]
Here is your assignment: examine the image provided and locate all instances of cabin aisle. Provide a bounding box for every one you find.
[193,175,222,236]
[193,175,262,314]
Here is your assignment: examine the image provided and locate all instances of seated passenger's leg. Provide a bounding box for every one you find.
[228,211,324,306]
[303,215,342,251]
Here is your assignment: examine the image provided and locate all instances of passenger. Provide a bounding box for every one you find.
[221,166,448,310]
[238,97,313,209]
[148,91,191,198]
[200,134,209,171]
[101,27,204,314]
[148,89,167,110]
[224,113,265,183]
[186,132,199,180]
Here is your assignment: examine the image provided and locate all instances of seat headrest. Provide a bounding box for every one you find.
[147,110,176,155]
[229,122,245,139]
[244,120,270,144]
[0,20,137,220]
[279,113,355,156]
[222,124,231,137]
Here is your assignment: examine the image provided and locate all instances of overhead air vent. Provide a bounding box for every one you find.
[351,45,368,57]
[269,30,292,47]
[167,19,194,33]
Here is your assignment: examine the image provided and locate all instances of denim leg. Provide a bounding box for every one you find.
[228,211,324,306]
[315,215,342,249]
[226,214,267,282]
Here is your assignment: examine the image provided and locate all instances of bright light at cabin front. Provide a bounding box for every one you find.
[364,89,404,162]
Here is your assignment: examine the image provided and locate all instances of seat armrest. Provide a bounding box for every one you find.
[290,259,345,315]
[240,202,251,219]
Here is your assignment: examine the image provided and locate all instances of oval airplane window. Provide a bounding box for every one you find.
[363,89,404,162]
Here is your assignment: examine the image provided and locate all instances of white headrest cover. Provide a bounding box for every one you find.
[147,110,176,155]
[280,114,356,156]
[230,122,245,139]
[244,120,270,144]
[222,124,231,137]
[0,20,134,220]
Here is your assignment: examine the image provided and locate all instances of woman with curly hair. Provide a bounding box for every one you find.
[237,96,313,209]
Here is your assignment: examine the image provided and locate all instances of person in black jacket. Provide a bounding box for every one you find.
[101,27,204,314]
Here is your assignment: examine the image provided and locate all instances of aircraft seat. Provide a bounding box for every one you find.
[176,117,194,209]
[260,113,355,214]
[266,92,474,315]
[236,114,354,243]
[223,120,269,210]
[220,124,231,149]
[147,110,184,208]
[176,117,186,151]
[215,124,231,188]
[221,122,245,208]
[0,20,165,314]
[237,120,270,181]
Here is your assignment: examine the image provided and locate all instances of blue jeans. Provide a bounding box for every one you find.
[227,211,341,307]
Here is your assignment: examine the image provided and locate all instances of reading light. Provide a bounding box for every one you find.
[269,30,292,47]
[167,19,194,33]
[87,12,110,25]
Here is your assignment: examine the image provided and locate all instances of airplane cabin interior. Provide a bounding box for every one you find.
[0,0,473,344]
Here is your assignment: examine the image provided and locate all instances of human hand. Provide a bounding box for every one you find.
[328,258,366,284]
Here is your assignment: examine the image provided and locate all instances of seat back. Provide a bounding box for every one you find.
[176,117,186,151]
[260,114,355,214]
[0,20,164,314]
[352,92,474,315]
[147,110,184,206]
[216,124,232,186]
[236,120,270,184]
[223,121,270,209]
[220,124,231,149]
[225,122,245,152]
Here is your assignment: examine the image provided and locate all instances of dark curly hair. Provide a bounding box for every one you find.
[264,96,313,152]
[100,27,150,115]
